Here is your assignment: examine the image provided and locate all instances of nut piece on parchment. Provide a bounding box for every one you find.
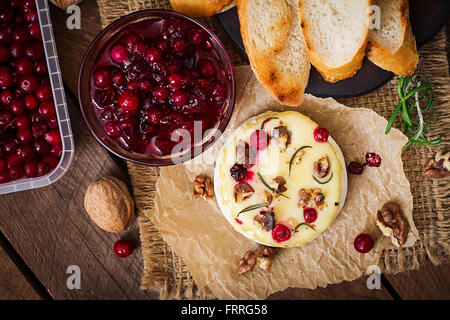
[84,176,135,233]
[376,202,409,247]
[193,175,214,200]
[237,245,279,275]
[50,0,82,10]
[424,151,450,179]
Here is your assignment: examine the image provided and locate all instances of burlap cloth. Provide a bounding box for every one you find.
[97,0,449,299]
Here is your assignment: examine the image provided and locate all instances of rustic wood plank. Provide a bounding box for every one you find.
[0,245,43,300]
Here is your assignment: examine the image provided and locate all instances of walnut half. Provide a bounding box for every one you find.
[424,151,450,179]
[376,202,409,247]
[237,245,280,275]
[193,175,214,200]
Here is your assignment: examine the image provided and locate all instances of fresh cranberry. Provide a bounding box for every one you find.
[50,143,63,157]
[23,41,44,61]
[3,138,17,154]
[123,33,139,48]
[33,138,51,155]
[152,86,169,101]
[12,26,27,43]
[147,107,162,124]
[16,144,36,161]
[112,71,125,85]
[9,99,25,115]
[272,223,291,242]
[168,74,183,91]
[118,91,139,111]
[0,68,13,87]
[167,64,181,74]
[110,44,128,63]
[0,44,9,62]
[35,84,52,101]
[348,161,364,175]
[32,122,47,136]
[17,128,33,143]
[303,207,318,223]
[0,109,14,127]
[172,38,187,53]
[198,59,215,78]
[130,40,147,56]
[24,162,38,178]
[0,170,10,183]
[24,10,38,23]
[113,239,135,258]
[313,126,329,142]
[354,234,374,253]
[249,129,270,152]
[125,79,139,93]
[230,163,248,181]
[42,154,59,169]
[138,80,152,93]
[24,94,38,109]
[27,23,41,38]
[171,90,187,107]
[10,42,23,59]
[7,153,22,168]
[44,129,61,145]
[14,113,31,129]
[0,158,5,172]
[104,121,121,137]
[37,161,50,176]
[22,0,37,11]
[94,67,112,88]
[15,58,34,75]
[19,74,39,93]
[210,81,226,103]
[0,25,11,43]
[39,100,56,118]
[0,89,13,104]
[33,60,47,75]
[145,47,162,63]
[8,166,23,180]
[365,152,382,167]
[190,29,204,45]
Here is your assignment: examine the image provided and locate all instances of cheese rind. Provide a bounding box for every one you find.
[214,111,347,247]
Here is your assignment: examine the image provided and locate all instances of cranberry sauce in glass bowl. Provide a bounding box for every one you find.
[79,10,235,166]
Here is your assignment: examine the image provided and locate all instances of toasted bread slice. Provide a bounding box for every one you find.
[298,0,372,83]
[367,0,418,76]
[170,0,235,17]
[237,0,310,106]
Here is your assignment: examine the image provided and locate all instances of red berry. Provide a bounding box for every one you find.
[12,26,27,43]
[34,60,48,75]
[37,161,50,176]
[9,99,25,115]
[113,239,135,258]
[19,74,39,93]
[0,89,14,105]
[42,154,59,169]
[138,80,152,93]
[348,161,364,175]
[171,90,187,107]
[168,74,182,91]
[110,44,128,63]
[24,11,38,23]
[354,233,374,253]
[93,67,112,88]
[24,162,38,178]
[172,38,187,53]
[117,91,140,111]
[16,58,34,75]
[0,170,10,183]
[32,122,48,136]
[0,44,9,62]
[145,47,162,63]
[15,114,31,129]
[0,158,5,172]
[23,41,44,61]
[152,86,169,101]
[112,71,125,85]
[249,129,270,152]
[24,94,38,109]
[147,107,162,124]
[16,144,36,161]
[0,68,13,87]
[7,153,22,168]
[190,29,204,45]
[104,121,121,137]
[365,152,382,167]
[44,129,61,145]
[272,223,291,243]
[198,59,215,78]
[28,23,41,38]
[39,101,56,118]
[313,126,329,142]
[17,128,33,143]
[8,165,23,180]
[10,42,23,59]
[303,207,318,223]
[35,85,53,101]
[34,138,51,155]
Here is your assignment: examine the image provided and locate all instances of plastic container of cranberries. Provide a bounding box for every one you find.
[0,0,74,194]
[78,10,235,166]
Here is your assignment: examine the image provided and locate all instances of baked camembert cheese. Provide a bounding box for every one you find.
[214,111,347,247]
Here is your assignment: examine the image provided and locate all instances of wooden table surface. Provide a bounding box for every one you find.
[0,1,449,300]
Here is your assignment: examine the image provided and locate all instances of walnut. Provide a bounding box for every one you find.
[376,202,409,247]
[84,176,135,233]
[273,176,287,194]
[424,151,450,179]
[50,0,82,10]
[236,139,256,168]
[264,190,273,205]
[237,245,280,275]
[298,188,311,207]
[233,182,254,202]
[314,156,330,178]
[193,175,214,200]
[254,209,275,231]
[273,126,291,151]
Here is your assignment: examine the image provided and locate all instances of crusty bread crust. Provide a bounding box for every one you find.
[298,0,372,83]
[170,0,235,17]
[238,0,310,106]
[366,1,418,76]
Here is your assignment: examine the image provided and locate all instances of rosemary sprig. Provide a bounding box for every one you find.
[292,222,316,236]
[385,73,442,152]
[288,145,312,175]
[312,172,333,184]
[261,117,278,129]
[256,172,290,199]
[237,203,269,217]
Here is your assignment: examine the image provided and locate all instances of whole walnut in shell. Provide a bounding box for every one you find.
[84,176,135,233]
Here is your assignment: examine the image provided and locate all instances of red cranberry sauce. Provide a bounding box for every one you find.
[0,1,62,184]
[90,17,228,156]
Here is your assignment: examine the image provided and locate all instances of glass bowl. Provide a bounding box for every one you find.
[78,9,236,166]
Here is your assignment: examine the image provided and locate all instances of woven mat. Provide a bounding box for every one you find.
[97,0,450,299]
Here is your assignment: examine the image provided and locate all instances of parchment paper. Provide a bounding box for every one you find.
[150,66,419,300]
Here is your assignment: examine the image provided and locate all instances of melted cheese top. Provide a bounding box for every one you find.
[214,111,347,247]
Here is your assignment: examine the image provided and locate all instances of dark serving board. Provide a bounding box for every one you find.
[216,0,450,98]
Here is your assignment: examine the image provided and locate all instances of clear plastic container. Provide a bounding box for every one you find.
[0,0,74,194]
